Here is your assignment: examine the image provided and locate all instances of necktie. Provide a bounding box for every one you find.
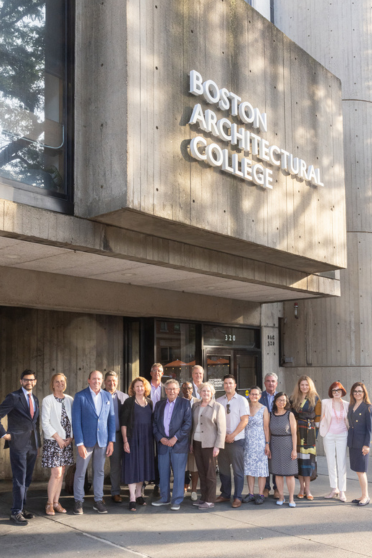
[28,394,34,419]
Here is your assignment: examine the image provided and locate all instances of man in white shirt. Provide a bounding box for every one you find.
[149,363,166,496]
[216,374,249,508]
[191,365,204,399]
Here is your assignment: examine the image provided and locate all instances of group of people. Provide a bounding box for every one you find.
[0,365,371,526]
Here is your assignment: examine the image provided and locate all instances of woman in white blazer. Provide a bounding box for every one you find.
[319,382,349,502]
[41,373,74,515]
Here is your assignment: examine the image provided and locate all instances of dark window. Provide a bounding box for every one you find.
[155,320,196,385]
[0,0,73,211]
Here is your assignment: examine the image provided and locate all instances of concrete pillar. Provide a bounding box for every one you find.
[274,2,372,398]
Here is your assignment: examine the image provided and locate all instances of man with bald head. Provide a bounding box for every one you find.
[191,365,204,399]
[72,370,115,515]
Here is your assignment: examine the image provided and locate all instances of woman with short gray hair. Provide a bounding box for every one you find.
[191,382,226,509]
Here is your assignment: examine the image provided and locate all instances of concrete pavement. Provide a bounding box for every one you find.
[0,457,371,558]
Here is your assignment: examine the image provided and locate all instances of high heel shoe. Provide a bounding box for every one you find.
[45,502,55,516]
[53,502,67,513]
[324,490,339,499]
[339,492,347,502]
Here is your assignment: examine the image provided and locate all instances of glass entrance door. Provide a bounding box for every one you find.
[204,348,260,399]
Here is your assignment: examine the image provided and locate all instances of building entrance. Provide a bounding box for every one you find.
[204,348,260,399]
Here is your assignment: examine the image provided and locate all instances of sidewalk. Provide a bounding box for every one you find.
[0,457,371,558]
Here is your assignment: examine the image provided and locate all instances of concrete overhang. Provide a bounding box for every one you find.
[0,201,340,306]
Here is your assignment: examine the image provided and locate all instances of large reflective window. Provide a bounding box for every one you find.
[0,0,67,194]
[155,321,196,385]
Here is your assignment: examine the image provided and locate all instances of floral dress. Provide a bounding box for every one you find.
[244,406,269,477]
[291,397,321,480]
[42,397,74,468]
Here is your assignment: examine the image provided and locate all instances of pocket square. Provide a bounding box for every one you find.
[106,401,110,405]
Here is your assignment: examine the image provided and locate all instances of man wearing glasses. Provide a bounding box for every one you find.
[0,369,41,525]
[152,379,192,510]
[216,374,249,508]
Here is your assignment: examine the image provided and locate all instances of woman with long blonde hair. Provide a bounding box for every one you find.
[291,376,321,500]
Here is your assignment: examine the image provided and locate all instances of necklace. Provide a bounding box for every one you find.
[135,398,147,407]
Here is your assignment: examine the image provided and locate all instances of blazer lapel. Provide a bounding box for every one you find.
[18,388,32,418]
[86,387,98,415]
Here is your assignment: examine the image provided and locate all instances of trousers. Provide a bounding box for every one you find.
[218,439,245,500]
[109,431,123,495]
[193,441,217,503]
[10,439,38,514]
[158,447,188,505]
[74,443,107,502]
[323,431,348,491]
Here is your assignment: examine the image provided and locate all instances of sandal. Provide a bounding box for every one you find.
[45,502,55,516]
[136,496,147,506]
[305,494,314,501]
[53,502,67,513]
[129,501,137,512]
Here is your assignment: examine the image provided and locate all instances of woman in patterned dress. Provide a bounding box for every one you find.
[243,386,270,505]
[290,376,321,500]
[41,373,74,516]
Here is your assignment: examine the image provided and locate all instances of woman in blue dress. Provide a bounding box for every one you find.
[120,377,155,511]
[243,386,270,505]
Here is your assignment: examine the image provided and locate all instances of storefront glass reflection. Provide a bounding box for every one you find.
[0,1,66,194]
[155,321,196,385]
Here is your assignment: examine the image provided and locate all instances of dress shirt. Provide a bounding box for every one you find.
[89,387,102,416]
[151,383,162,407]
[266,391,276,412]
[111,391,120,431]
[22,387,35,411]
[193,382,201,399]
[164,399,176,437]
[216,393,249,441]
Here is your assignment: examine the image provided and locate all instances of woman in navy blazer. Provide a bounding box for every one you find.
[347,382,372,506]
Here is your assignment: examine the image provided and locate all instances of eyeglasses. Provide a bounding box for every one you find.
[332,389,342,393]
[166,388,178,392]
[353,390,364,394]
[226,404,231,414]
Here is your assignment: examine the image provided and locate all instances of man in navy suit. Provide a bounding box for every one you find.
[0,369,41,525]
[152,379,192,510]
[72,370,115,515]
[260,372,279,498]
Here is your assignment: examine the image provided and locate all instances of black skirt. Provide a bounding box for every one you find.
[349,447,369,473]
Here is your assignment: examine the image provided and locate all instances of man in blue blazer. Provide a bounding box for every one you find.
[0,369,41,526]
[152,379,192,510]
[72,370,115,515]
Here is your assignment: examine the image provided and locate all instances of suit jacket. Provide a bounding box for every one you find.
[260,390,276,412]
[192,383,201,399]
[72,387,116,448]
[191,400,226,449]
[347,401,372,448]
[104,389,128,430]
[0,388,41,451]
[319,398,349,437]
[153,397,192,454]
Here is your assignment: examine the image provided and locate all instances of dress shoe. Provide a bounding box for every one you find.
[263,488,270,498]
[10,513,28,526]
[273,489,280,499]
[215,496,230,503]
[22,509,35,519]
[232,498,242,508]
[112,495,122,503]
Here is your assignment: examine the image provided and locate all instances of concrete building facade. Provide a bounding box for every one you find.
[0,0,347,478]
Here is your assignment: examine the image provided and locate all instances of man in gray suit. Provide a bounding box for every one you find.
[104,371,128,503]
[191,365,204,399]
